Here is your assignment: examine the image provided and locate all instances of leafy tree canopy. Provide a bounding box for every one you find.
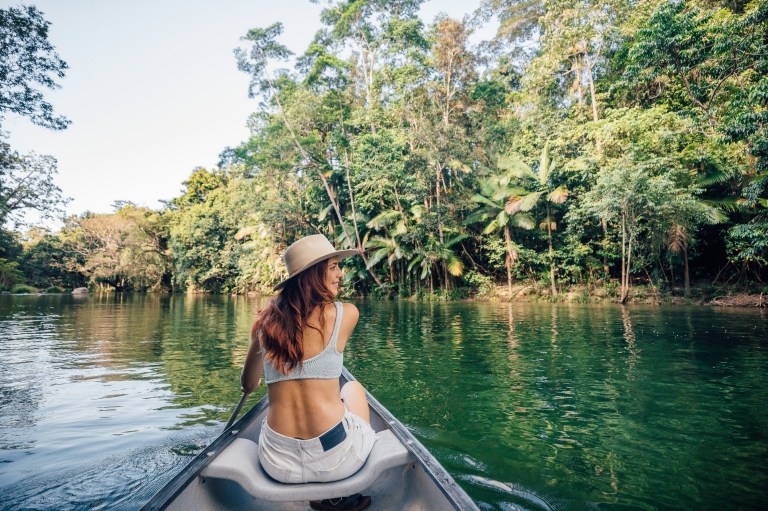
[0,5,69,130]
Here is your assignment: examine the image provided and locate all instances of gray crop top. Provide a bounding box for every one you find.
[262,302,344,384]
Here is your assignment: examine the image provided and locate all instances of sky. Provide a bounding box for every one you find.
[2,0,497,226]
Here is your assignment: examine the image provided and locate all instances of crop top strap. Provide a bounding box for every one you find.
[329,301,343,354]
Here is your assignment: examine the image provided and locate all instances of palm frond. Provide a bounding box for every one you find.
[668,224,687,254]
[547,185,568,204]
[367,210,401,230]
[483,218,501,234]
[478,177,500,197]
[505,196,522,215]
[702,198,741,212]
[420,259,432,280]
[446,255,464,276]
[510,213,535,230]
[365,235,392,249]
[497,155,537,180]
[700,203,728,224]
[365,247,389,269]
[446,233,470,248]
[697,169,733,187]
[407,255,423,272]
[491,186,526,202]
[409,205,425,219]
[318,204,334,221]
[471,194,502,209]
[463,209,493,226]
[496,210,508,229]
[519,191,545,211]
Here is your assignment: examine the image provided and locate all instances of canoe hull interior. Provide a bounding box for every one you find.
[143,369,478,511]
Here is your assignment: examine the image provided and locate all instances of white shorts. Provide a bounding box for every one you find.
[258,410,376,484]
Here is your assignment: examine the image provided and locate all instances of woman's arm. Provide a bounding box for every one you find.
[336,302,360,352]
[240,330,264,393]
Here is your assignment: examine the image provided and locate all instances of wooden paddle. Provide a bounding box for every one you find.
[225,391,251,430]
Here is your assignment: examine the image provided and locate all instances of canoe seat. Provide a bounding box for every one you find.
[200,429,413,502]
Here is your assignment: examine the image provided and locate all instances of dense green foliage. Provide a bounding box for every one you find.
[4,0,768,298]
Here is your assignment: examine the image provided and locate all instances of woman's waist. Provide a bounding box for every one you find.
[261,409,350,450]
[266,384,345,439]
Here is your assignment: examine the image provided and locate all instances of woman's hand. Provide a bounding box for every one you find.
[240,375,261,394]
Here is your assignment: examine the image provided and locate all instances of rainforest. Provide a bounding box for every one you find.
[2,0,767,303]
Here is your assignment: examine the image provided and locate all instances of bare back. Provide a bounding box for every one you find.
[264,302,359,439]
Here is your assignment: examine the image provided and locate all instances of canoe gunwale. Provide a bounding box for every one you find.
[341,367,479,511]
[138,394,270,511]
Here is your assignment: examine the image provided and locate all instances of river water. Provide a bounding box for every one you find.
[0,294,766,511]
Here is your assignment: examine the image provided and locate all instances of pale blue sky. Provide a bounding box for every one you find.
[2,1,497,224]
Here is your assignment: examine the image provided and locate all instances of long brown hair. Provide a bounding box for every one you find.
[252,258,336,375]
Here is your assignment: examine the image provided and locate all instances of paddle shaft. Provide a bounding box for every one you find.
[225,392,250,430]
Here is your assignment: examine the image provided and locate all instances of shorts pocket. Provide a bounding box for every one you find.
[348,419,375,465]
[259,446,294,483]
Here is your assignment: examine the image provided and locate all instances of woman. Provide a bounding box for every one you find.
[240,234,375,511]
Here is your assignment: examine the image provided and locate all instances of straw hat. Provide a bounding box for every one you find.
[273,235,359,291]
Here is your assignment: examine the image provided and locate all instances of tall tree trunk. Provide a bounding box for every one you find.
[546,204,557,296]
[583,45,601,155]
[443,66,452,128]
[504,225,514,299]
[625,232,633,304]
[436,164,450,291]
[601,219,609,275]
[620,211,627,303]
[344,152,362,249]
[683,242,690,298]
[435,165,445,245]
[671,262,675,288]
[342,155,382,287]
[435,262,444,290]
[588,48,610,284]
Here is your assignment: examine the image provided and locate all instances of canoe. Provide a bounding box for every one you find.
[140,367,479,511]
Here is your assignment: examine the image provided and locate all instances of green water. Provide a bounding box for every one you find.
[0,295,766,511]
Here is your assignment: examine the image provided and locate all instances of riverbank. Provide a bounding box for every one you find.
[468,282,768,307]
[4,281,766,308]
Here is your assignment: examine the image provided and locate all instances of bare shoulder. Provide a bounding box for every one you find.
[341,302,359,324]
[339,302,359,342]
[249,321,261,348]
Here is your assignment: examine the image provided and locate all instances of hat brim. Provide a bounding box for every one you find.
[273,249,360,291]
